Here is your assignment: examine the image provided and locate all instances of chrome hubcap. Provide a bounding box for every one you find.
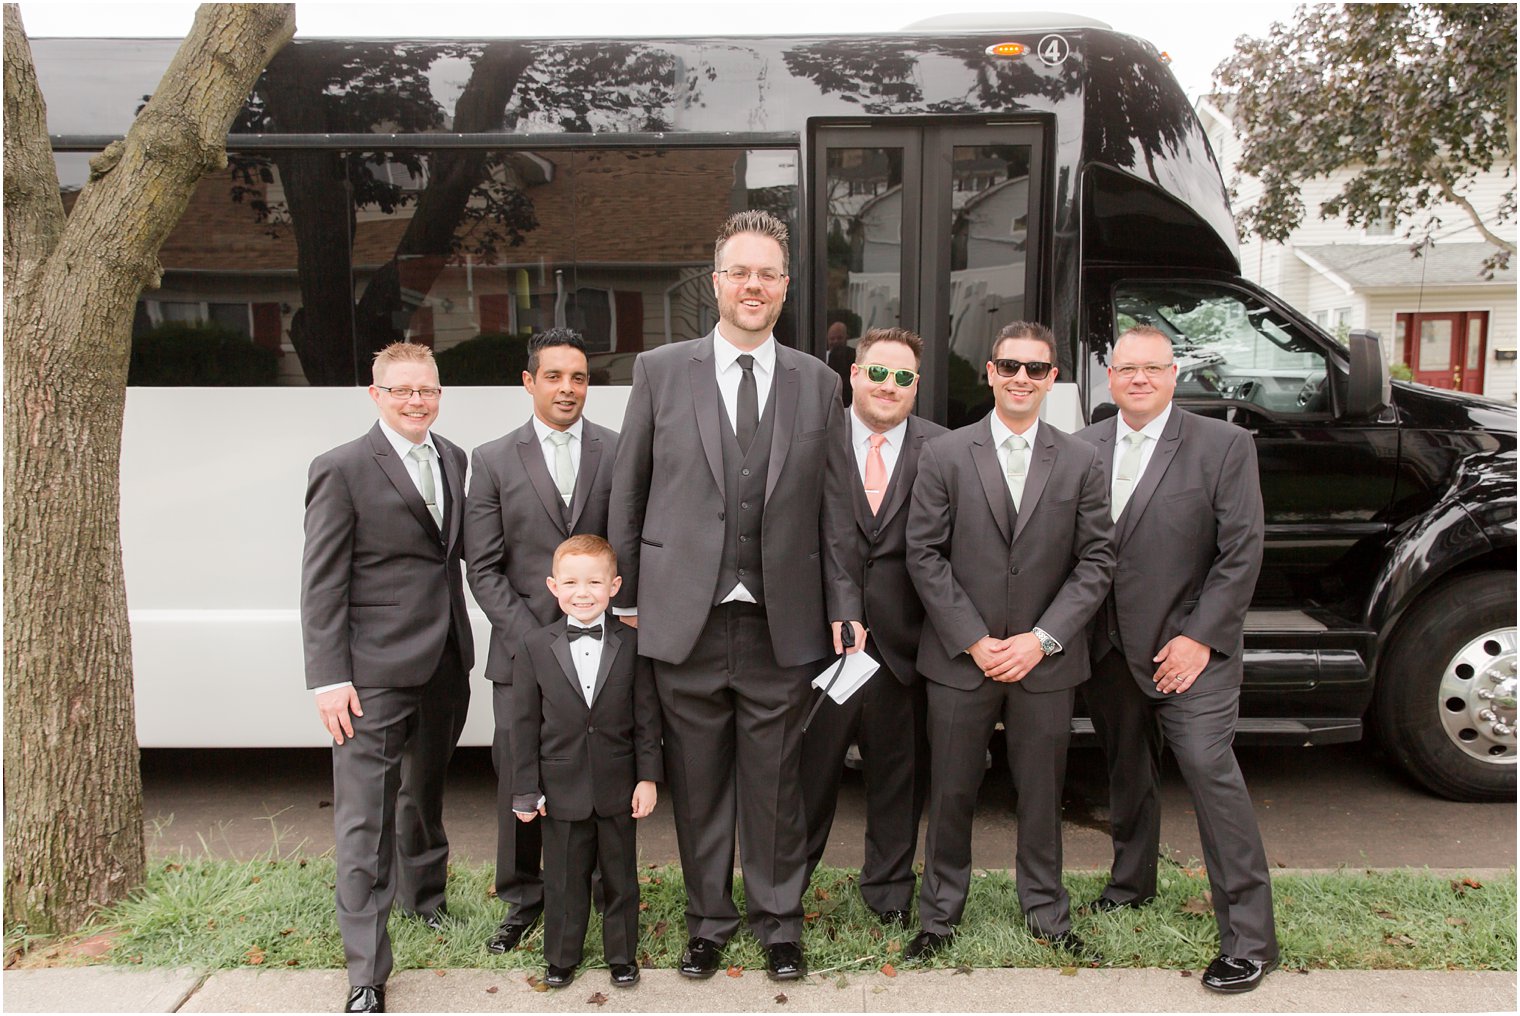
[1438,626,1518,764]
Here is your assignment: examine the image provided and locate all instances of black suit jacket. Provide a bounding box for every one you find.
[301,423,473,689]
[464,418,618,682]
[608,332,861,666]
[511,617,663,822]
[1076,407,1264,694]
[906,414,1115,693]
[846,414,949,685]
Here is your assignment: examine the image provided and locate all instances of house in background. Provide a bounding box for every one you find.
[1196,96,1516,402]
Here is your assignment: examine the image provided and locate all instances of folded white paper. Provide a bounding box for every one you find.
[811,649,880,704]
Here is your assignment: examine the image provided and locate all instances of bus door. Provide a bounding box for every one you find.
[812,124,1046,428]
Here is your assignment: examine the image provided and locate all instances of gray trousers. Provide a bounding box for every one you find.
[1084,652,1278,961]
[491,680,544,926]
[654,602,813,947]
[332,637,468,986]
[919,678,1076,938]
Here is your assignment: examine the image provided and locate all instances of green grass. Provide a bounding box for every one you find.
[76,858,1515,974]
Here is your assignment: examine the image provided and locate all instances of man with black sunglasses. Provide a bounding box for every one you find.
[800,327,946,927]
[905,321,1114,962]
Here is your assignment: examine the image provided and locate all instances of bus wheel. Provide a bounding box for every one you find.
[1374,572,1516,802]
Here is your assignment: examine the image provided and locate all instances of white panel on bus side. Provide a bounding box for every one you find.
[122,386,632,747]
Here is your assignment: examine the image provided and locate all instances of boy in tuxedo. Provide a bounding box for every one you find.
[512,535,662,989]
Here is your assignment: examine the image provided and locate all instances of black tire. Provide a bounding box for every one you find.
[1374,572,1517,802]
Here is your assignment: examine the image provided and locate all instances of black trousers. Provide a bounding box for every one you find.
[1084,652,1277,961]
[918,678,1076,938]
[654,602,813,946]
[539,811,639,968]
[333,634,467,986]
[800,653,927,914]
[491,680,544,926]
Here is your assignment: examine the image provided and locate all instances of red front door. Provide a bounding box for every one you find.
[1403,311,1488,393]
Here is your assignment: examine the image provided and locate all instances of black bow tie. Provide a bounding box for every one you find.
[567,624,603,642]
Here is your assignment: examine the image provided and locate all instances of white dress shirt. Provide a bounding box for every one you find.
[713,328,776,604]
[315,421,445,696]
[989,412,1040,487]
[851,410,908,488]
[1111,402,1173,488]
[532,414,584,495]
[566,612,606,707]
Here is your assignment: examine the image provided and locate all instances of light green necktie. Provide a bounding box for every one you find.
[1111,431,1147,521]
[1003,433,1028,512]
[548,430,575,506]
[409,444,443,528]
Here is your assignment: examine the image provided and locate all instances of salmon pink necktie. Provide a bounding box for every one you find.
[864,433,888,514]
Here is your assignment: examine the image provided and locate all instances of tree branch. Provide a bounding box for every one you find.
[2,4,66,294]
[1429,160,1517,254]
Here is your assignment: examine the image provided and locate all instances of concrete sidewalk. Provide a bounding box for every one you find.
[4,965,1515,1013]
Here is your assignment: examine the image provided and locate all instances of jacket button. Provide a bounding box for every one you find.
[741,468,751,476]
[1010,565,1020,575]
[740,501,750,510]
[865,560,874,569]
[587,725,596,734]
[718,512,725,521]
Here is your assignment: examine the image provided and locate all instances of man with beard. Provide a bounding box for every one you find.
[608,210,863,982]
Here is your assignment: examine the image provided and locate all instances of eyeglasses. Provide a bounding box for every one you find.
[1110,362,1175,380]
[991,358,1054,380]
[862,363,920,387]
[376,385,442,400]
[717,267,787,287]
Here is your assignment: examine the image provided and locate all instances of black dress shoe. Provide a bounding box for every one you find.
[344,984,385,1013]
[1081,895,1153,915]
[485,918,535,954]
[904,929,953,961]
[765,941,806,981]
[678,937,722,979]
[609,963,640,987]
[418,908,447,933]
[875,908,911,927]
[1048,930,1101,962]
[1201,954,1278,993]
[544,964,576,988]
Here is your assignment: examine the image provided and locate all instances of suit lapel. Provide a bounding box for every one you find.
[550,624,581,704]
[567,426,602,532]
[438,440,464,552]
[589,625,621,707]
[689,335,725,498]
[971,417,1013,545]
[1118,408,1183,545]
[1010,424,1056,546]
[516,423,570,536]
[765,352,799,504]
[368,424,441,541]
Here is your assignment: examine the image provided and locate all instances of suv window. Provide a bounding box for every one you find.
[1114,282,1332,416]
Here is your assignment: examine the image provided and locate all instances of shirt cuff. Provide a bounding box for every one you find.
[611,606,637,616]
[313,681,354,695]
[1031,627,1063,655]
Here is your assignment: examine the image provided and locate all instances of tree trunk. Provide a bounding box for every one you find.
[2,2,295,934]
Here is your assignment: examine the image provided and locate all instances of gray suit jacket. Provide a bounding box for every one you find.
[907,414,1115,693]
[464,418,617,682]
[847,414,948,685]
[1076,408,1264,695]
[608,332,861,667]
[301,422,474,690]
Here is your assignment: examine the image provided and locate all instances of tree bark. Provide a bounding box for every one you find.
[2,2,294,934]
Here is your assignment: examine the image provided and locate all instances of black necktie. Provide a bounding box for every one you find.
[736,353,758,453]
[567,624,603,642]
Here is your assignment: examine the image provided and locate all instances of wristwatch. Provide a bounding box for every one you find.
[1031,627,1061,656]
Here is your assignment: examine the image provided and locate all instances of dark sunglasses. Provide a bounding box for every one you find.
[862,363,920,387]
[991,358,1054,380]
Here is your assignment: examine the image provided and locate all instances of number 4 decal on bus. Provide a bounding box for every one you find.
[1038,35,1070,67]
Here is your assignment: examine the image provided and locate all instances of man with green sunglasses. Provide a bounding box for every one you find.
[801,327,946,928]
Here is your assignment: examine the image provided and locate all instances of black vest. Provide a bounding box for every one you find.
[713,382,776,606]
